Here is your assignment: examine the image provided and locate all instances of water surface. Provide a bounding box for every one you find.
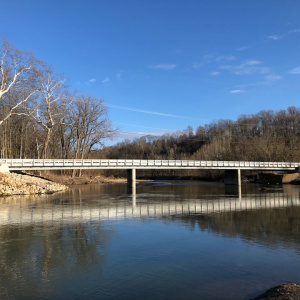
[0,181,300,299]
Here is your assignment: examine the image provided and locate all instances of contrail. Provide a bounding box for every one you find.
[107,104,203,120]
[114,122,173,131]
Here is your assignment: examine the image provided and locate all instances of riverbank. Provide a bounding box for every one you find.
[0,172,69,196]
[43,173,127,185]
[252,283,300,299]
[1,168,299,197]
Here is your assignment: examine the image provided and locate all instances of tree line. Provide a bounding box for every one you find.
[0,39,114,161]
[101,106,300,162]
[97,106,300,179]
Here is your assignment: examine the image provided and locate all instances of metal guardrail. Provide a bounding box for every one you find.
[1,159,300,170]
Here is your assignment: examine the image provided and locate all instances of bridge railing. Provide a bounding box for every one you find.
[1,159,299,169]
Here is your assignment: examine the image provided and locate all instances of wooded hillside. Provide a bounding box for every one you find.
[96,107,300,179]
[100,106,300,162]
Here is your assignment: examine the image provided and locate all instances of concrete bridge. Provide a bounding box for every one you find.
[1,159,300,190]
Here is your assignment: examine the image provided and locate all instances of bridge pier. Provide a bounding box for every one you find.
[127,168,136,194]
[224,169,241,186]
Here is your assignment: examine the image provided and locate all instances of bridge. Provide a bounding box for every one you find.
[1,159,300,190]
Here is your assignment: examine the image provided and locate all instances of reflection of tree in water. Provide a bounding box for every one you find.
[0,221,113,297]
[170,207,300,253]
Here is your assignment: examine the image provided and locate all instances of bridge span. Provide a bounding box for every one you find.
[1,159,300,189]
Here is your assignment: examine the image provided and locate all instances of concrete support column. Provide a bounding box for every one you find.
[224,169,241,186]
[127,168,136,194]
[238,168,241,187]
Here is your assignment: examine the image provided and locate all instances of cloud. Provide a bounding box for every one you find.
[85,78,96,85]
[116,70,125,79]
[289,67,300,74]
[192,54,216,69]
[234,74,282,89]
[192,62,203,69]
[210,71,220,76]
[236,46,251,51]
[230,89,244,94]
[149,64,176,70]
[288,28,300,34]
[107,104,203,120]
[268,34,282,40]
[265,74,282,81]
[216,55,235,62]
[220,60,270,75]
[102,77,110,84]
[114,130,183,142]
[244,60,261,65]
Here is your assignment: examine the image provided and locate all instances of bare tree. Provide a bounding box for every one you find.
[28,67,72,159]
[0,39,41,125]
[0,39,117,163]
[73,95,114,158]
[71,95,115,176]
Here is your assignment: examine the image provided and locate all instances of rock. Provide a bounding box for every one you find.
[283,173,300,185]
[0,172,68,196]
[251,283,300,300]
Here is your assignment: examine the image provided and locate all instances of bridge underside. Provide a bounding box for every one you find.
[224,169,242,186]
[126,168,243,188]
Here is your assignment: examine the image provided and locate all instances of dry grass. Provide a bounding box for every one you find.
[41,173,126,185]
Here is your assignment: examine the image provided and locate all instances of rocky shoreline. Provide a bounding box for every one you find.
[0,172,68,196]
[251,283,300,299]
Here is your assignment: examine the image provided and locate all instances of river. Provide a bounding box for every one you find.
[0,181,300,299]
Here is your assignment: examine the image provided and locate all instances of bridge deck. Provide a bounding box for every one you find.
[1,159,299,171]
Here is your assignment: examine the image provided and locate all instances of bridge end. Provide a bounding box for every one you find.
[0,163,10,174]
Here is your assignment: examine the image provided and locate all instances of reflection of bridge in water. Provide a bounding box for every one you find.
[1,191,300,226]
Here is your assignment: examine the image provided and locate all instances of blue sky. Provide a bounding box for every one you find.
[1,0,300,143]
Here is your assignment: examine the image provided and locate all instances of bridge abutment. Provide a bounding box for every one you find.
[224,169,241,186]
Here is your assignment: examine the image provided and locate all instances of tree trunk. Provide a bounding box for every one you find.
[41,128,52,159]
